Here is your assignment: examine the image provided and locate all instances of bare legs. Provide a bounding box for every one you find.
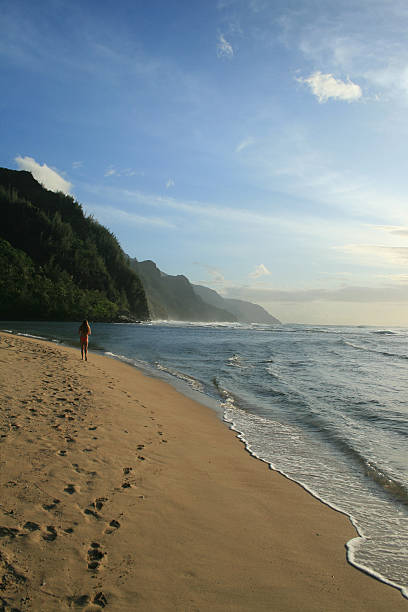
[81,342,88,361]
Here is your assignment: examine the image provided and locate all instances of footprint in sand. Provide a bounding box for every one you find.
[93,497,107,511]
[93,592,108,608]
[42,525,57,542]
[83,496,107,520]
[69,594,90,607]
[87,542,105,571]
[64,484,76,495]
[105,519,120,535]
[0,526,19,539]
[23,522,40,532]
[43,499,60,512]
[69,591,108,608]
[84,508,101,520]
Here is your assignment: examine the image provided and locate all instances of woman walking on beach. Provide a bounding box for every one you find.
[78,320,91,361]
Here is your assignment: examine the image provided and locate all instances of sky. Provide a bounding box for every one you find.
[3,0,408,325]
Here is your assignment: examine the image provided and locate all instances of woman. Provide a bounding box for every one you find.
[78,319,91,361]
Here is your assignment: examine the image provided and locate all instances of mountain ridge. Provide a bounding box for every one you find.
[193,284,280,324]
[130,258,281,324]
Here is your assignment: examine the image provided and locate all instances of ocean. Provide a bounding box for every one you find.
[2,320,407,599]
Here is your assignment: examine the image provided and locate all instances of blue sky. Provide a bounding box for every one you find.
[3,0,408,324]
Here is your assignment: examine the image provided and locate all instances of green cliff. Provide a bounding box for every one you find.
[129,259,237,322]
[0,168,149,322]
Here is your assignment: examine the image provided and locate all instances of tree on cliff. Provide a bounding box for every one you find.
[0,168,149,321]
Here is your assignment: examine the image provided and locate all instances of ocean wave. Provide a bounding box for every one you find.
[363,460,408,506]
[154,362,204,393]
[16,331,49,341]
[104,351,151,370]
[223,404,408,599]
[265,367,280,380]
[212,378,241,410]
[226,354,248,368]
[342,340,408,360]
[150,319,254,330]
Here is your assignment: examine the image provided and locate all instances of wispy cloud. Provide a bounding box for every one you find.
[236,137,254,153]
[372,225,408,237]
[72,161,83,169]
[243,125,408,224]
[84,183,376,248]
[83,203,175,229]
[224,283,408,304]
[166,178,175,189]
[217,34,234,59]
[15,156,72,194]
[298,71,362,103]
[337,244,408,266]
[194,263,226,285]
[120,187,282,227]
[104,166,116,177]
[104,166,144,178]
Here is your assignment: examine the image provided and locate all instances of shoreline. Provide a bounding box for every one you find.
[0,331,406,610]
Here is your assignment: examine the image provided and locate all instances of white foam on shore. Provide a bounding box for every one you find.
[223,403,408,601]
[154,362,204,393]
[1,329,61,343]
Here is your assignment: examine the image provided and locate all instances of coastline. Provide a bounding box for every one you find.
[0,331,406,611]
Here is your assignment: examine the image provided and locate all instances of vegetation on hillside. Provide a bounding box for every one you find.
[0,168,149,321]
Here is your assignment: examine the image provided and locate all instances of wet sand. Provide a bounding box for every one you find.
[0,331,406,611]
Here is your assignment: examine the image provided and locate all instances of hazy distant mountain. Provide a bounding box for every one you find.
[193,285,280,324]
[129,258,280,324]
[129,259,237,322]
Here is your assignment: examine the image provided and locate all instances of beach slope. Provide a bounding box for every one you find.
[0,332,406,611]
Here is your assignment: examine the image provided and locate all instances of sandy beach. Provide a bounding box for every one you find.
[0,331,406,611]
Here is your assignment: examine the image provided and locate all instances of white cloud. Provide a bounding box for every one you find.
[299,71,362,103]
[104,166,116,177]
[15,156,72,194]
[217,34,234,59]
[72,161,83,169]
[249,263,270,278]
[104,166,144,178]
[166,178,175,189]
[236,137,254,153]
